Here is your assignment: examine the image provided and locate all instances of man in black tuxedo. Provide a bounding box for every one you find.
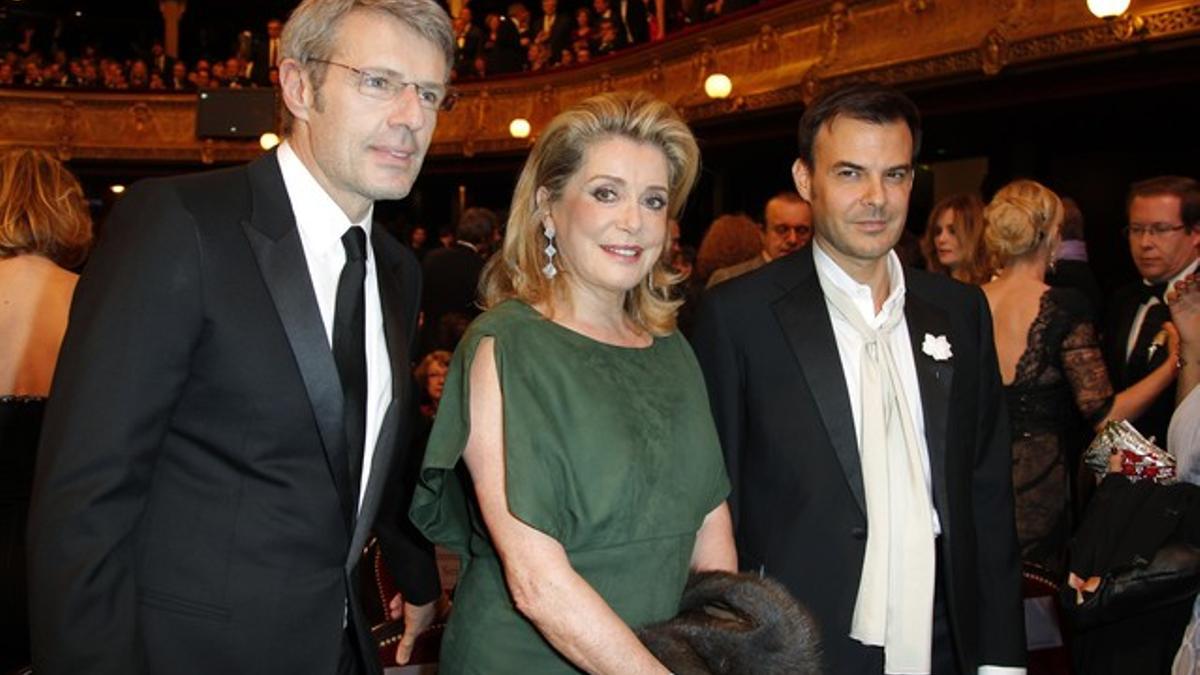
[615,0,650,45]
[1103,176,1199,449]
[26,1,455,673]
[420,207,496,353]
[592,0,629,48]
[534,0,572,65]
[693,83,1025,674]
[250,17,285,86]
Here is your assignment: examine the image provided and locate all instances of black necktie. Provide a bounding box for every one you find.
[334,227,367,506]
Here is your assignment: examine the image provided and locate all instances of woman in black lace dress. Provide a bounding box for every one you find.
[0,148,93,671]
[981,179,1180,574]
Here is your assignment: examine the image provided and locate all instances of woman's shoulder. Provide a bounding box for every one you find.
[463,299,559,352]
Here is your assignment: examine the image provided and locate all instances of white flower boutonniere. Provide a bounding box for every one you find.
[922,333,953,361]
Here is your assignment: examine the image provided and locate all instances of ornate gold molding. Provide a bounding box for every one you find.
[1,0,1197,162]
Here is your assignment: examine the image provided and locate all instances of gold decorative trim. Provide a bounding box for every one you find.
[1,0,1197,162]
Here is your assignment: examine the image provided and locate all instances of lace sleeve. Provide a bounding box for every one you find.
[1062,319,1116,426]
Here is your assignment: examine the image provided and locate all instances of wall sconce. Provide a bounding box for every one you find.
[1086,0,1147,40]
[704,73,733,99]
[1086,0,1128,17]
[509,118,531,139]
[259,132,280,150]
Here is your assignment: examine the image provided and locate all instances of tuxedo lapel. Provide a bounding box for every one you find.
[242,154,355,525]
[772,251,866,517]
[346,236,413,564]
[1111,291,1141,383]
[903,283,954,534]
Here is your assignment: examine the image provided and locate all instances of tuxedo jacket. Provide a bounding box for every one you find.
[691,247,1026,673]
[27,152,438,675]
[617,0,649,44]
[420,242,484,350]
[1103,283,1177,447]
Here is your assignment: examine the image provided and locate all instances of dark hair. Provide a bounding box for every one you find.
[762,191,808,231]
[1060,197,1084,241]
[1127,175,1200,232]
[456,207,499,245]
[796,82,922,168]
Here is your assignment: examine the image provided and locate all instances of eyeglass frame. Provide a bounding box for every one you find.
[306,58,458,112]
[1122,223,1189,238]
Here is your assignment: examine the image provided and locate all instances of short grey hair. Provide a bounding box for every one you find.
[282,0,454,92]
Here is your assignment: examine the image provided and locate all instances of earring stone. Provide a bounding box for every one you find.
[542,225,558,278]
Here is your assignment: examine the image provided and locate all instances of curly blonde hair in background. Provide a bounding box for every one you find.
[983,179,1063,269]
[0,148,93,268]
[480,91,700,336]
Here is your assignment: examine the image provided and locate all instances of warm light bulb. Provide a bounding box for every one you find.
[704,73,733,99]
[509,118,531,139]
[110,184,125,194]
[259,133,281,150]
[1087,0,1130,18]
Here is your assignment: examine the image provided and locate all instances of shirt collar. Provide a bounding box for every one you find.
[813,239,906,327]
[1145,258,1199,299]
[277,140,373,256]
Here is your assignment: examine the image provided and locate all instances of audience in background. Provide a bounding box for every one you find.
[1103,176,1200,450]
[981,179,1179,575]
[707,191,811,288]
[1046,196,1104,321]
[693,212,761,289]
[1,0,763,89]
[922,192,991,284]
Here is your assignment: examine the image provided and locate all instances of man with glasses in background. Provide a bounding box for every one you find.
[1104,176,1200,447]
[707,191,813,288]
[27,1,454,674]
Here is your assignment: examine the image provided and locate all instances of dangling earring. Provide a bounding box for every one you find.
[542,221,558,279]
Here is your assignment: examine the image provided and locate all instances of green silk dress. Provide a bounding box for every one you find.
[410,300,730,674]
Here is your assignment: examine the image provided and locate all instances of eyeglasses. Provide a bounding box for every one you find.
[1123,223,1187,238]
[309,58,457,111]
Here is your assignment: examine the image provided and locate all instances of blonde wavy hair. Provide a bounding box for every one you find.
[0,148,93,268]
[983,179,1063,269]
[480,91,700,336]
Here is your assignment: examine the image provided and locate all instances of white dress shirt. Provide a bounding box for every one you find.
[814,242,939,534]
[277,141,391,511]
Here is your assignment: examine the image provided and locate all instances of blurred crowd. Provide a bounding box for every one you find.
[0,0,762,90]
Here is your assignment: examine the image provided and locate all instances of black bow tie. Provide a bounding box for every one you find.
[1138,282,1168,304]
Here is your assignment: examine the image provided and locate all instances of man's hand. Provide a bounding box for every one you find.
[387,595,445,665]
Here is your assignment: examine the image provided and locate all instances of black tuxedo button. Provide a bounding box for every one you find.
[851,527,867,540]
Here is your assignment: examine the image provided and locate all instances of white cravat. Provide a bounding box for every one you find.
[815,243,936,674]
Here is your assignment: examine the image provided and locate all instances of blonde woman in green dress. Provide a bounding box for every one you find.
[410,91,736,673]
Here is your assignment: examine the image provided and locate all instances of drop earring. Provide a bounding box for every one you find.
[542,221,558,279]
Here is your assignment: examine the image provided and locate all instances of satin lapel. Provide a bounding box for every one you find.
[1112,293,1141,382]
[903,284,954,534]
[347,239,412,563]
[772,251,865,517]
[241,154,355,525]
